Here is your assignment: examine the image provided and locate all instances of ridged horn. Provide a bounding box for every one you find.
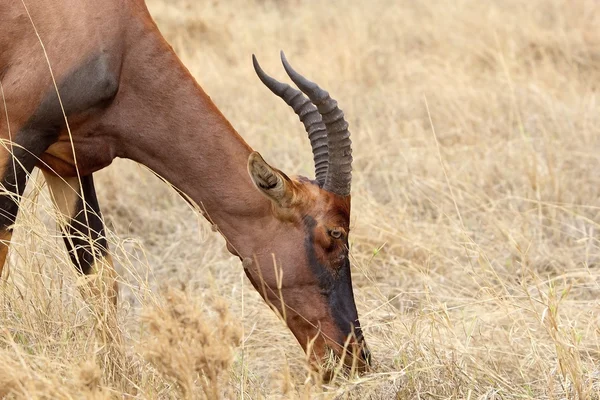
[252,55,328,185]
[280,51,352,197]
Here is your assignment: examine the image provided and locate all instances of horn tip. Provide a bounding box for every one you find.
[252,54,260,71]
[280,51,292,72]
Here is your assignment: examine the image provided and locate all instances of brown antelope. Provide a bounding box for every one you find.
[0,0,370,371]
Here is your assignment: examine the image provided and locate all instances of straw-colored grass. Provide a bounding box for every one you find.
[0,0,599,398]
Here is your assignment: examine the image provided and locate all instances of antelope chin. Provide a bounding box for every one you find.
[319,345,339,383]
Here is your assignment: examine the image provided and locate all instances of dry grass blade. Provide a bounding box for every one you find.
[0,0,598,398]
[141,288,241,399]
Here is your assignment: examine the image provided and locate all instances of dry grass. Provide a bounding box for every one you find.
[1,0,599,398]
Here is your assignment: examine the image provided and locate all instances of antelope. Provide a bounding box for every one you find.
[0,0,370,371]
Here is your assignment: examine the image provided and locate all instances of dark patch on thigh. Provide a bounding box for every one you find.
[63,175,107,275]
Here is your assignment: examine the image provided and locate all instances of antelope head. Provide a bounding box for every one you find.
[244,52,370,374]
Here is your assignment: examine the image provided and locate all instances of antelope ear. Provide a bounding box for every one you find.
[248,152,295,207]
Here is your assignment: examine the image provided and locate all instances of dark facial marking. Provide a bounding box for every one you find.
[62,175,108,275]
[303,216,363,344]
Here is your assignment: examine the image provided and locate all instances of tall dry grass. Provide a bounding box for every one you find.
[0,0,599,398]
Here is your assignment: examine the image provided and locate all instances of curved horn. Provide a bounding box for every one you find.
[280,51,352,197]
[252,55,328,184]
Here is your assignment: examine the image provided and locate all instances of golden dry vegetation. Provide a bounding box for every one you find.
[1,0,600,398]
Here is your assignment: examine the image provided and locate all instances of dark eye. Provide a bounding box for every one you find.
[329,228,343,239]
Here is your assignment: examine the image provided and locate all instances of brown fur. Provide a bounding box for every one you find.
[0,0,368,371]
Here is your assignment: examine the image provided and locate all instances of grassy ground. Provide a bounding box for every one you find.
[1,0,599,398]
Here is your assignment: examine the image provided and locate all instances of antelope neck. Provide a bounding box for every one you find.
[115,16,273,257]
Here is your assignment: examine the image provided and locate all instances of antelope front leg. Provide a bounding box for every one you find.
[43,171,118,307]
[0,136,56,276]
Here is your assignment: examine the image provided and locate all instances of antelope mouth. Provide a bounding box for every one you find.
[318,341,372,381]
